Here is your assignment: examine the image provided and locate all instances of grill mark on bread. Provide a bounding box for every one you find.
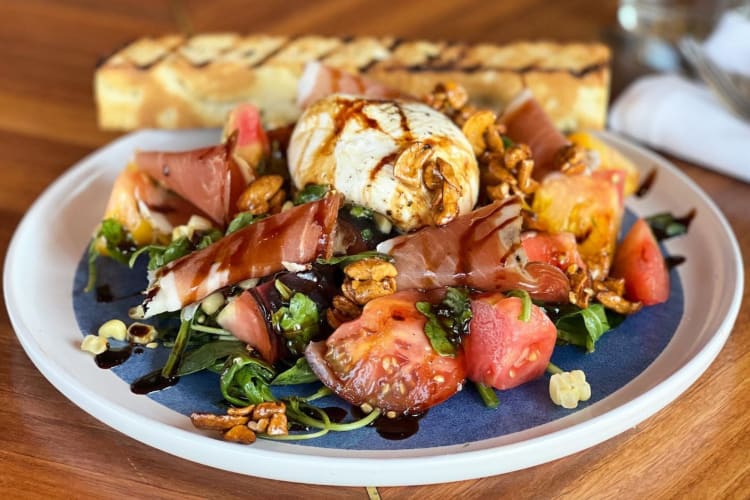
[249,35,296,68]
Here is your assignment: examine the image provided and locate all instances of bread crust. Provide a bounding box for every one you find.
[95,34,610,131]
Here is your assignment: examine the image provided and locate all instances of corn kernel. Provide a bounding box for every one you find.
[97,319,127,341]
[550,370,591,409]
[187,215,213,232]
[127,322,158,344]
[201,292,225,316]
[81,334,107,355]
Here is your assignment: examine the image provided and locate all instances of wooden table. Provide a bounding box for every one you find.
[1,1,747,498]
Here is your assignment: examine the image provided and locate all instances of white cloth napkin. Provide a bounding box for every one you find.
[609,11,750,183]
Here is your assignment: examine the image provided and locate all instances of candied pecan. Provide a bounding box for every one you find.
[190,413,249,430]
[461,110,498,156]
[236,175,286,215]
[223,424,257,444]
[596,290,642,315]
[252,401,286,420]
[267,413,289,436]
[567,267,593,308]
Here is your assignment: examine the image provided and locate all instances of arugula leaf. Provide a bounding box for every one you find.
[501,135,515,149]
[294,184,330,205]
[140,236,190,271]
[177,340,244,376]
[85,219,136,291]
[197,228,223,249]
[272,357,319,385]
[416,302,456,357]
[316,251,394,267]
[220,353,276,406]
[226,211,264,235]
[555,304,612,353]
[96,219,134,264]
[272,292,320,356]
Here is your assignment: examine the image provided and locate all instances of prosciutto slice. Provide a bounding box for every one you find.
[296,61,408,110]
[500,91,569,181]
[134,134,248,226]
[139,194,343,318]
[376,197,570,302]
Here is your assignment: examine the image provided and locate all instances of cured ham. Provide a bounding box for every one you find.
[102,164,202,246]
[500,91,569,180]
[134,137,247,226]
[377,196,570,302]
[139,194,343,318]
[288,94,479,231]
[305,290,466,413]
[296,61,408,110]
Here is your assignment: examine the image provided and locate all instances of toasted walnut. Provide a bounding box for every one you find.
[482,143,538,203]
[223,424,257,444]
[236,175,286,215]
[344,258,398,282]
[327,294,362,329]
[554,144,588,175]
[342,258,398,305]
[190,413,249,430]
[249,417,269,433]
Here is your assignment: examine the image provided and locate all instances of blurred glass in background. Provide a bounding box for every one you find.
[617,0,747,71]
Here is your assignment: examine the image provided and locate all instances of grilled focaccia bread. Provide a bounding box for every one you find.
[95,34,610,131]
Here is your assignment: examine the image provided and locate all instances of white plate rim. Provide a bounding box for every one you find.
[4,129,743,486]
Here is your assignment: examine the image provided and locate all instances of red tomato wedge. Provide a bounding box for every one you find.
[222,103,270,177]
[464,294,556,390]
[521,231,586,273]
[611,218,670,305]
[217,290,282,363]
[305,290,467,414]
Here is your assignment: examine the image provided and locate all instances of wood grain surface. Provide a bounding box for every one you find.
[0,1,748,498]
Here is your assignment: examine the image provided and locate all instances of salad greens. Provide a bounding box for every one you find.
[272,292,320,356]
[553,304,624,353]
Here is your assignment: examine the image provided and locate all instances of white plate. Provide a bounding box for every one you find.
[4,129,743,486]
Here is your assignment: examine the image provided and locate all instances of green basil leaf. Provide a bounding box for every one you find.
[555,304,611,353]
[645,211,693,241]
[148,236,191,270]
[416,301,456,357]
[272,357,319,385]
